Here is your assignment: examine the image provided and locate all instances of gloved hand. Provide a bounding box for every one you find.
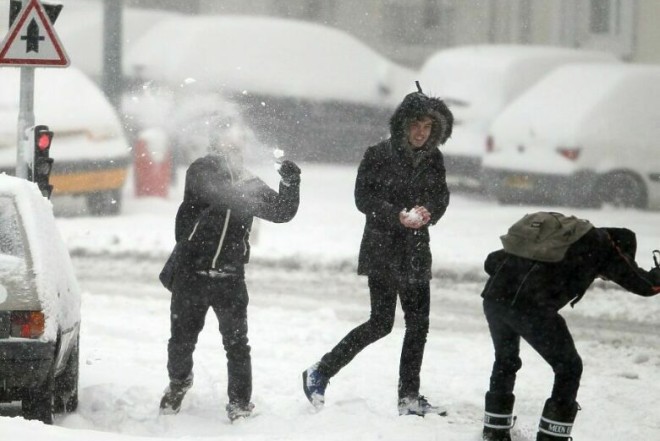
[278,160,301,186]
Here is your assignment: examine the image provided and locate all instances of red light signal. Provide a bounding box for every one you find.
[37,132,52,150]
[32,125,54,198]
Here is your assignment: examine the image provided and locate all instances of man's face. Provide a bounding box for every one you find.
[407,116,433,149]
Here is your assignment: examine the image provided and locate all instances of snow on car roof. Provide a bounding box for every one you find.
[418,45,617,121]
[490,63,660,145]
[0,174,80,341]
[124,15,413,106]
[0,66,123,137]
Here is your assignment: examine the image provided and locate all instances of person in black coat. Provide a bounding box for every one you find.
[302,84,453,416]
[159,138,300,422]
[480,212,660,441]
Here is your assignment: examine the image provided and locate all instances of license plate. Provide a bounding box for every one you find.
[505,174,533,189]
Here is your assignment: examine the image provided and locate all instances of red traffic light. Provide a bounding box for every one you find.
[37,133,52,151]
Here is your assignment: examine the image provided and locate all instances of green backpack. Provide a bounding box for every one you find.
[500,212,594,262]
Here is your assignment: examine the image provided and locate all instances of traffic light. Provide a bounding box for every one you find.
[32,125,54,198]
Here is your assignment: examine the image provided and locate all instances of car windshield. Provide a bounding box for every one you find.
[0,196,25,260]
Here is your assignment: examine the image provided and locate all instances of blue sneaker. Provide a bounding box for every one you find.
[302,362,329,409]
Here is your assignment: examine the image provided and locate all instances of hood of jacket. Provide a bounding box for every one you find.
[389,90,454,150]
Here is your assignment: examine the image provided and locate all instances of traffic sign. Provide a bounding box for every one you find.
[0,0,70,67]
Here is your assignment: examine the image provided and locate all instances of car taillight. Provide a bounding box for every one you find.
[10,311,45,338]
[486,135,494,153]
[557,147,581,161]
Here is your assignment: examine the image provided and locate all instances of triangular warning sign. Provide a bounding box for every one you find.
[0,0,70,67]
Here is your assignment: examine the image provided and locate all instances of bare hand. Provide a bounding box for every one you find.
[412,206,431,224]
[399,206,430,229]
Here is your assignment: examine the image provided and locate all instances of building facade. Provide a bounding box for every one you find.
[125,0,657,66]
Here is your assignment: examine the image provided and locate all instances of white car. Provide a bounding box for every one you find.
[482,63,660,210]
[0,66,131,215]
[418,45,618,190]
[0,174,81,424]
[124,15,416,163]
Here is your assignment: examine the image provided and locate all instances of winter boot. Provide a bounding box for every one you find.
[536,398,579,441]
[398,395,448,417]
[159,374,193,415]
[226,401,255,422]
[482,392,516,441]
[302,362,329,409]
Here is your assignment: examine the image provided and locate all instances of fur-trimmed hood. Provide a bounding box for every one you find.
[389,90,454,150]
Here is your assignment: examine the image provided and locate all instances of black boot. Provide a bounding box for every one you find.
[482,392,515,441]
[536,398,579,440]
[159,374,194,415]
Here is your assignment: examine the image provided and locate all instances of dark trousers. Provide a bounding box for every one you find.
[168,270,251,404]
[483,299,583,404]
[318,274,430,398]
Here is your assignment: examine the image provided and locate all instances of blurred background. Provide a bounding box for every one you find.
[1,0,659,214]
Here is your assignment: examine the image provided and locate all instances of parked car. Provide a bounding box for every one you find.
[0,66,131,215]
[124,15,416,163]
[482,63,660,210]
[0,174,81,424]
[418,45,618,190]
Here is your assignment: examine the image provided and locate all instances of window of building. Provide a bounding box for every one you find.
[383,0,452,45]
[589,0,624,35]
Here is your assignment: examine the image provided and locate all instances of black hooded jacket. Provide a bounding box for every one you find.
[175,154,299,275]
[356,91,453,281]
[481,227,660,311]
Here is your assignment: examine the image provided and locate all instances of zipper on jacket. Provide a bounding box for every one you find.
[242,227,250,256]
[188,220,200,241]
[511,263,538,306]
[211,164,236,269]
[212,209,232,269]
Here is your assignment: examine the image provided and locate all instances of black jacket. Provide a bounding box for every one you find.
[481,227,660,310]
[356,91,452,281]
[175,154,299,274]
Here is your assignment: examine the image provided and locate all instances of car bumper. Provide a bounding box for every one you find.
[0,340,55,399]
[0,157,130,196]
[444,154,482,190]
[482,168,598,205]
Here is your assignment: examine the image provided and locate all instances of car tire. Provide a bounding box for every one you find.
[599,172,647,209]
[22,369,55,424]
[54,335,79,413]
[87,190,122,216]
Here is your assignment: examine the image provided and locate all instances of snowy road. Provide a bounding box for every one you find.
[24,253,653,441]
[73,254,660,347]
[3,162,660,440]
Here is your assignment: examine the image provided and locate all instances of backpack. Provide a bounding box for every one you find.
[500,212,594,262]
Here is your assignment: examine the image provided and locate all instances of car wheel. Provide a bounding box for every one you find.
[22,369,55,424]
[87,190,122,216]
[599,172,647,208]
[54,335,79,413]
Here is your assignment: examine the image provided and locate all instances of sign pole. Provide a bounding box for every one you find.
[17,66,35,179]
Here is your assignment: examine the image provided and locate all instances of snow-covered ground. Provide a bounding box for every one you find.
[3,162,660,440]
